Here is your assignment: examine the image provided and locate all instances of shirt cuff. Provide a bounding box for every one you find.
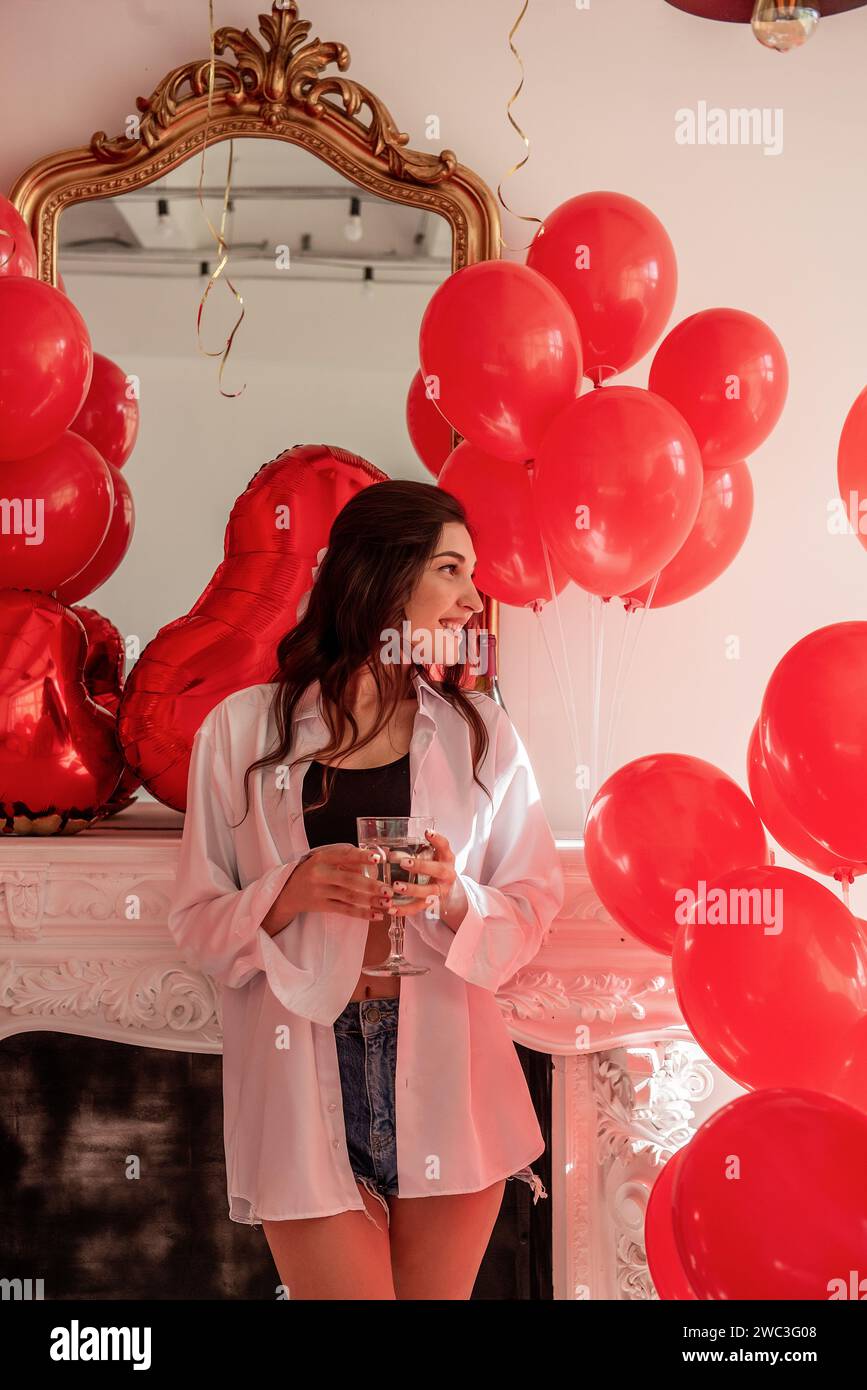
[223,857,318,1012]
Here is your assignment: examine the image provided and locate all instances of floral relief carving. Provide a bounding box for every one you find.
[593,1042,718,1300]
[0,959,220,1041]
[497,969,673,1023]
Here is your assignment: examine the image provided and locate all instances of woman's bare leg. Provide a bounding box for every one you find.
[262,1181,396,1300]
[386,1178,507,1300]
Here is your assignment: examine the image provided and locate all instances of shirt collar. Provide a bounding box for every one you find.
[293,666,452,722]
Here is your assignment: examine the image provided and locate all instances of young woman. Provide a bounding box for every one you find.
[167,479,565,1300]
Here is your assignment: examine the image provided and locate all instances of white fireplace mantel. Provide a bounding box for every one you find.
[0,804,740,1299]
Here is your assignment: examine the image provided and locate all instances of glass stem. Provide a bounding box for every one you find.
[388,914,405,960]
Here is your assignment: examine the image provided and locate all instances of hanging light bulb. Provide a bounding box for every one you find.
[361,265,375,298]
[751,0,820,51]
[344,195,363,242]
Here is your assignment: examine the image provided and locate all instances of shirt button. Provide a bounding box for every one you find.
[327,1102,337,1112]
[332,1139,340,1148]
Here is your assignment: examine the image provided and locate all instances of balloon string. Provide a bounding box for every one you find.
[531,601,582,794]
[602,572,660,781]
[589,593,605,801]
[540,540,588,827]
[839,875,851,910]
[601,602,630,786]
[530,500,587,827]
[196,0,246,398]
[496,0,543,254]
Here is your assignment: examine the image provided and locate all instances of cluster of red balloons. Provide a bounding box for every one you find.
[0,194,138,602]
[584,620,867,1297]
[408,191,787,612]
[646,1089,867,1301]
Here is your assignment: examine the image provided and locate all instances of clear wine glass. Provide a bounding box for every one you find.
[356,815,436,976]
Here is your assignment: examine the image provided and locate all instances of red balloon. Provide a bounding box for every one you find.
[623,461,753,609]
[824,1016,867,1117]
[526,191,677,385]
[644,1149,698,1301]
[406,369,452,478]
[673,864,867,1091]
[0,277,93,461]
[649,308,788,470]
[584,753,769,954]
[418,260,582,463]
[760,622,867,864]
[55,460,135,605]
[438,441,570,608]
[0,432,114,592]
[533,386,703,597]
[0,195,37,278]
[837,384,867,554]
[672,1088,867,1300]
[118,444,387,810]
[747,721,866,880]
[71,603,140,812]
[70,351,140,468]
[0,589,125,833]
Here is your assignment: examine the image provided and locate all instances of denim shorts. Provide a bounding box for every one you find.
[332,996,548,1234]
[333,997,400,1232]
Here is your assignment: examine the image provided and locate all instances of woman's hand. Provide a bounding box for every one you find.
[385,828,468,930]
[264,844,394,934]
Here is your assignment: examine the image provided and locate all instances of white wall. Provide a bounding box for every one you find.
[4,0,866,912]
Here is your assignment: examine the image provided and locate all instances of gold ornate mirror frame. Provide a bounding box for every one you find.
[9,0,501,648]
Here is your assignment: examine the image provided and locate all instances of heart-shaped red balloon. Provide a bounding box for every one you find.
[72,603,141,814]
[117,444,386,810]
[0,590,126,834]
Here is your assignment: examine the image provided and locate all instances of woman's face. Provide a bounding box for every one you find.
[403,522,485,669]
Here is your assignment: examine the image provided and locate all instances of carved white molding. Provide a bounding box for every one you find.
[0,957,220,1044]
[596,1042,719,1301]
[499,844,686,1055]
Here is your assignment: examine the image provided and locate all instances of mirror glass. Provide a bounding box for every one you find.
[57,137,453,642]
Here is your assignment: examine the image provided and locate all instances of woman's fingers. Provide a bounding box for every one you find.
[389,895,438,916]
[424,829,455,861]
[323,866,387,901]
[323,898,377,919]
[405,858,451,881]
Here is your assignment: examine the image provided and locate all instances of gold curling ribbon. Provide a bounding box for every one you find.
[196,0,246,398]
[497,0,543,255]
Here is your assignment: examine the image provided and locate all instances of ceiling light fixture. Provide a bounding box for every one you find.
[750,0,820,49]
[663,0,866,46]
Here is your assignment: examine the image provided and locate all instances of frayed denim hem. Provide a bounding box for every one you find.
[356,1175,391,1233]
[506,1165,548,1204]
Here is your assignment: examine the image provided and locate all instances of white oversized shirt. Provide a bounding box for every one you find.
[166,668,565,1225]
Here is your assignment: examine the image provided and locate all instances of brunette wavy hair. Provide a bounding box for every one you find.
[230,479,493,829]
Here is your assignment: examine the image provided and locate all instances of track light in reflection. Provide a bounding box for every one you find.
[344,195,363,242]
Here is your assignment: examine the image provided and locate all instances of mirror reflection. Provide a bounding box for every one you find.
[57,137,453,643]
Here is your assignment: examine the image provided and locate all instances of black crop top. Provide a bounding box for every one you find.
[301,752,411,849]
